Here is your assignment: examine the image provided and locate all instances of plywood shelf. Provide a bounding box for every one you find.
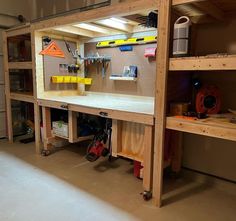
[117,151,143,163]
[166,116,236,142]
[10,92,34,103]
[169,55,236,71]
[8,62,32,69]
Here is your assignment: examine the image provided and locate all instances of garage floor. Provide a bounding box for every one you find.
[0,139,235,221]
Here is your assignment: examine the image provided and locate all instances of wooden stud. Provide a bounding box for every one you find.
[32,0,159,31]
[153,0,172,207]
[42,106,52,149]
[169,55,236,71]
[111,119,122,157]
[172,0,206,6]
[68,111,77,143]
[8,62,32,69]
[143,125,153,191]
[2,31,13,142]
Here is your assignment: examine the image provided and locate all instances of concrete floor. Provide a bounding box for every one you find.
[0,139,235,221]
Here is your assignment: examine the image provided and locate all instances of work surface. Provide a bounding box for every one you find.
[38,92,155,115]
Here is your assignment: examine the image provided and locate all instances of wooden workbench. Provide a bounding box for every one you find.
[38,92,155,191]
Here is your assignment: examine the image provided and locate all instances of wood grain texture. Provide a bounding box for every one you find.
[32,0,159,31]
[153,0,171,207]
[2,31,13,142]
[166,116,236,141]
[42,106,52,149]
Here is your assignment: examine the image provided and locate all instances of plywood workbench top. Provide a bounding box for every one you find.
[38,91,155,116]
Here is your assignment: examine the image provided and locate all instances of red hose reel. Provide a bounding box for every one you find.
[196,85,221,114]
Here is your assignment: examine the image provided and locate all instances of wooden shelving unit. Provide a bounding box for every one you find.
[166,116,236,142]
[10,92,34,103]
[3,24,41,153]
[8,61,33,69]
[153,0,236,207]
[169,55,236,71]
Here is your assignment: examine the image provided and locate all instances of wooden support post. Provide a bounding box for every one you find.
[153,0,172,207]
[111,119,122,157]
[34,103,42,153]
[68,111,77,143]
[42,106,52,149]
[143,125,153,191]
[2,31,13,142]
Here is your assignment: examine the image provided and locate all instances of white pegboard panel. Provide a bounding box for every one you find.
[0,112,6,138]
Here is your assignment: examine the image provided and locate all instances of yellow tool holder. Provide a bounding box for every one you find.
[51,76,92,85]
[96,36,157,48]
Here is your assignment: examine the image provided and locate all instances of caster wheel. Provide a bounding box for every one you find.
[41,150,51,156]
[143,191,152,201]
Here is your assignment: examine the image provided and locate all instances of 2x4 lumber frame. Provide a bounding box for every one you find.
[53,26,96,38]
[68,111,78,143]
[31,0,159,31]
[172,0,206,6]
[8,62,32,69]
[169,56,236,71]
[31,29,42,154]
[143,125,153,191]
[153,0,172,207]
[6,25,30,37]
[42,106,52,149]
[2,31,13,142]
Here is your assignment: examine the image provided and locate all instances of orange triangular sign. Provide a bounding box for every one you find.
[40,41,65,58]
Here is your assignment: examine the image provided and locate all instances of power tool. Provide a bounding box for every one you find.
[85,119,112,162]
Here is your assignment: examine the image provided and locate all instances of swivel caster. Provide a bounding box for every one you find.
[41,150,51,156]
[142,191,152,201]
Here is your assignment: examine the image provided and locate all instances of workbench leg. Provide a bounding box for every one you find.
[153,0,172,207]
[143,125,153,191]
[42,106,52,150]
[111,119,122,157]
[68,111,77,143]
[34,103,42,154]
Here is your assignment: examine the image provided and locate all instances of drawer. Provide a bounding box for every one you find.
[38,99,69,110]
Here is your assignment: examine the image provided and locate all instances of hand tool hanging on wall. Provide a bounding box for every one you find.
[64,40,81,59]
[40,41,65,58]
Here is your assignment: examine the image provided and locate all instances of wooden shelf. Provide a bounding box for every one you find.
[166,116,236,142]
[8,62,32,69]
[117,152,143,163]
[169,55,236,71]
[10,92,34,103]
[109,76,137,81]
